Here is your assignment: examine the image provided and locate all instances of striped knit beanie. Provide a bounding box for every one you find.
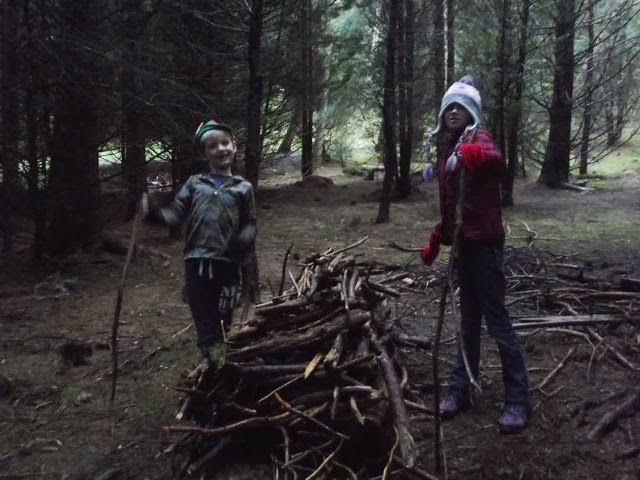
[422,76,481,179]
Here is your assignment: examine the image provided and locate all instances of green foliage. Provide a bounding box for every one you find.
[585,130,640,186]
[342,148,377,176]
[98,142,173,166]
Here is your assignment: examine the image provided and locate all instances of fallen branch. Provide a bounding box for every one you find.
[587,389,640,440]
[512,315,627,330]
[163,411,293,435]
[532,347,575,391]
[585,327,638,370]
[110,206,143,408]
[367,322,415,468]
[274,393,349,440]
[557,181,594,192]
[387,242,422,252]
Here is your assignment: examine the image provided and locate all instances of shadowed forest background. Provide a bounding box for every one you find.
[1,0,640,479]
[0,0,638,258]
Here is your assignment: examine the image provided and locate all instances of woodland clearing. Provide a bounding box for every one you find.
[1,158,639,480]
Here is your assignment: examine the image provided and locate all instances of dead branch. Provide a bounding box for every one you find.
[274,393,349,440]
[585,328,638,370]
[512,315,627,330]
[164,411,293,435]
[367,322,415,468]
[387,242,422,252]
[110,207,142,408]
[588,389,640,440]
[533,347,576,391]
[278,243,294,296]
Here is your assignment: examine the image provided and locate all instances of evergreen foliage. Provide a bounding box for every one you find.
[0,0,638,251]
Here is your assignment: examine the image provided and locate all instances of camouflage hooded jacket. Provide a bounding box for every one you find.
[158,174,256,263]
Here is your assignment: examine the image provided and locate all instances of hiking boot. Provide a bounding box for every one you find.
[498,403,530,434]
[439,389,471,419]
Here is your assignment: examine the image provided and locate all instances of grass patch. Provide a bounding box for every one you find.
[577,128,640,188]
[342,149,378,176]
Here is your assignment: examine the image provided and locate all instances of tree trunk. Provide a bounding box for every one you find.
[168,143,190,240]
[243,0,263,303]
[245,0,263,188]
[396,0,415,198]
[494,0,508,205]
[121,5,147,222]
[22,0,47,261]
[579,0,594,175]
[494,0,508,164]
[607,30,628,147]
[260,0,286,155]
[502,0,530,207]
[24,27,48,261]
[26,90,46,261]
[446,0,455,85]
[47,2,102,255]
[122,63,146,220]
[432,0,445,112]
[277,106,298,153]
[313,55,329,165]
[376,0,399,224]
[539,0,575,187]
[300,0,313,177]
[48,97,102,254]
[1,0,20,253]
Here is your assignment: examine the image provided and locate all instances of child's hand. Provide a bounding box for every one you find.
[237,224,257,247]
[229,224,257,259]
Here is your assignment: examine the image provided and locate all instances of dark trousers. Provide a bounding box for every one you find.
[448,240,530,405]
[184,259,239,351]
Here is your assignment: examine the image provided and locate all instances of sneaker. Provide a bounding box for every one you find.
[439,389,471,419]
[498,403,530,433]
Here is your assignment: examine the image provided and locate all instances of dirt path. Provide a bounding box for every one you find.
[1,169,639,479]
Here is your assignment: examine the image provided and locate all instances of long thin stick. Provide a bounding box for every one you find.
[110,206,142,407]
[278,243,294,296]
[274,393,349,440]
[330,236,369,256]
[532,347,575,391]
[432,281,448,474]
[448,166,481,392]
[432,130,478,474]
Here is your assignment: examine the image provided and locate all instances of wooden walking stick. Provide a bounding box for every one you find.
[110,194,146,408]
[432,128,480,474]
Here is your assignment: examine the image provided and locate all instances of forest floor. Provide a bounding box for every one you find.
[1,159,640,480]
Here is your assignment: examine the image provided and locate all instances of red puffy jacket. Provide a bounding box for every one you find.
[432,128,505,245]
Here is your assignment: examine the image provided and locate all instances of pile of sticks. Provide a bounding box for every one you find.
[502,246,640,320]
[163,239,433,479]
[417,244,640,328]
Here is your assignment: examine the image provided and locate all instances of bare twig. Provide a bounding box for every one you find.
[533,347,575,391]
[110,205,142,408]
[279,243,294,296]
[274,393,349,440]
[588,389,640,440]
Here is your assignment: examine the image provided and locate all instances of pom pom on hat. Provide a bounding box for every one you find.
[193,118,235,148]
[430,75,482,135]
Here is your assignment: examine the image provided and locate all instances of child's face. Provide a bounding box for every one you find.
[202,129,237,171]
[444,103,471,132]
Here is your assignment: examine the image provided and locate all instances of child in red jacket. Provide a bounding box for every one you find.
[421,76,531,433]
